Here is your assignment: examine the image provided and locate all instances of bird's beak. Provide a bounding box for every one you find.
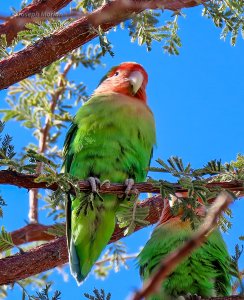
[129,71,144,94]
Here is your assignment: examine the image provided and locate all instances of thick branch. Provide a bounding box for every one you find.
[131,192,234,300]
[0,0,72,45]
[0,170,243,195]
[0,195,163,285]
[0,0,205,90]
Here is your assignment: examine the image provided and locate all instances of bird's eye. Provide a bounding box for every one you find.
[114,71,119,76]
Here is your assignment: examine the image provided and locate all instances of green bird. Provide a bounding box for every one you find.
[137,198,232,299]
[63,62,156,284]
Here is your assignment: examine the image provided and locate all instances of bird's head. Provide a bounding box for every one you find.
[94,62,148,103]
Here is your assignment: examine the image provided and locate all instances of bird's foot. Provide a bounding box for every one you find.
[88,177,100,193]
[76,177,104,216]
[87,177,104,201]
[100,179,110,188]
[124,178,139,199]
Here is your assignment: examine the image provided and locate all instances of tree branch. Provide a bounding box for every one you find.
[0,0,72,45]
[0,170,243,195]
[131,192,234,300]
[0,0,206,90]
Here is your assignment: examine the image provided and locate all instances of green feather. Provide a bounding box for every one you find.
[63,92,156,284]
[138,218,232,299]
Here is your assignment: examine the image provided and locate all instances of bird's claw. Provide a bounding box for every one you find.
[76,177,104,216]
[100,179,110,188]
[88,177,101,193]
[124,178,139,198]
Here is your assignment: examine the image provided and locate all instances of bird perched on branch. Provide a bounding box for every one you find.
[63,62,156,284]
[137,197,232,299]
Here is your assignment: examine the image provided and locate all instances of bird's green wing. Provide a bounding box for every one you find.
[62,122,78,253]
[63,122,78,173]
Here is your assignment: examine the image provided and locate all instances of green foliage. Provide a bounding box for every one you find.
[0,226,15,252]
[0,121,16,161]
[0,195,6,218]
[84,288,111,300]
[149,155,243,227]
[16,20,73,46]
[230,244,244,294]
[31,284,61,300]
[46,224,66,237]
[94,26,114,57]
[94,242,129,279]
[231,153,244,169]
[0,35,10,59]
[129,11,182,54]
[76,0,105,11]
[117,199,149,235]
[203,0,244,46]
[0,121,15,216]
[0,285,8,299]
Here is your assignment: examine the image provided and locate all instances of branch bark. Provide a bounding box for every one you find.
[0,195,163,285]
[0,0,206,90]
[11,223,60,246]
[0,0,72,45]
[131,192,234,300]
[0,170,243,195]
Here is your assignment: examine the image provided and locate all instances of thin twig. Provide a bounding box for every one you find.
[95,253,138,266]
[28,59,73,223]
[131,192,234,300]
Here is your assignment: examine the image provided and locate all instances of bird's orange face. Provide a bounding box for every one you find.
[94,62,148,103]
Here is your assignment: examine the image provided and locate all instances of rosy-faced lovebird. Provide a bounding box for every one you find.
[137,198,232,300]
[63,62,156,284]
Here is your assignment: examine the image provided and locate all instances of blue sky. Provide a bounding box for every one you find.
[0,1,244,299]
